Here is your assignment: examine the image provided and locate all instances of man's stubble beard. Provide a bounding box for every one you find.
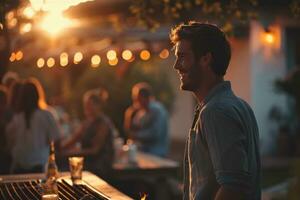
[180,63,202,92]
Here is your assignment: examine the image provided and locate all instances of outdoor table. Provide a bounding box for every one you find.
[112,151,179,180]
[0,171,133,200]
[112,151,180,199]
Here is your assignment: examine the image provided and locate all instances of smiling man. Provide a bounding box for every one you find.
[170,22,261,200]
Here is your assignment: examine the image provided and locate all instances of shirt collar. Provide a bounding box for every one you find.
[197,81,231,109]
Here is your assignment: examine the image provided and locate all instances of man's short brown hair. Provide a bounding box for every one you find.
[170,21,231,76]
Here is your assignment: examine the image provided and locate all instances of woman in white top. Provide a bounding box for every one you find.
[7,78,61,174]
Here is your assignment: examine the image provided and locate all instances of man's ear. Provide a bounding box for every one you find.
[198,52,212,69]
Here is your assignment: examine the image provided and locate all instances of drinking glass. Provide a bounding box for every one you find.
[69,156,84,184]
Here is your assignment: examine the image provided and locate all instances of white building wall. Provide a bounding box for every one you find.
[250,21,288,155]
[226,37,251,104]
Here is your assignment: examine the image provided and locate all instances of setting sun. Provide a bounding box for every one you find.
[39,12,73,35]
[30,0,91,36]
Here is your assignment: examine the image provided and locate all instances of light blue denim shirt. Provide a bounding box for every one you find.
[183,81,261,200]
[135,100,169,157]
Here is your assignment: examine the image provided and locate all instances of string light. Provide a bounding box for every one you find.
[140,50,150,61]
[107,50,117,60]
[20,23,32,34]
[108,58,118,66]
[122,49,133,61]
[23,7,35,18]
[9,52,16,62]
[15,51,23,61]
[159,49,169,59]
[91,55,101,68]
[74,52,83,64]
[37,58,45,68]
[47,57,55,68]
[60,52,68,67]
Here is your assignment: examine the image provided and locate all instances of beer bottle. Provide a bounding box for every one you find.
[46,141,58,179]
[43,141,59,196]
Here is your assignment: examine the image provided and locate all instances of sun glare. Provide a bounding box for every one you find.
[40,12,73,35]
[30,0,93,36]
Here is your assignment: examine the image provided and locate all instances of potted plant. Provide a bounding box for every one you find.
[274,68,300,155]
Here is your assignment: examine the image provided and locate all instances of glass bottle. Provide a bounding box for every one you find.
[43,141,59,197]
[46,141,58,179]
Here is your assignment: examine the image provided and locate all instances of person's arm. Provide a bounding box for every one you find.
[202,108,251,199]
[60,122,86,150]
[124,106,139,139]
[59,122,110,157]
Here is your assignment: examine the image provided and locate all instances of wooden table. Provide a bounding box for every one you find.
[0,171,133,200]
[112,151,179,180]
[112,152,180,200]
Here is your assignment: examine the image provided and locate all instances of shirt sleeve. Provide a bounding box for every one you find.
[201,107,251,191]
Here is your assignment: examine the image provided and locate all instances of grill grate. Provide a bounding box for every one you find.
[0,179,109,200]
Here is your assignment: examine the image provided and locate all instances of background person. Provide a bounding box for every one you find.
[124,82,169,157]
[60,88,115,178]
[6,77,61,174]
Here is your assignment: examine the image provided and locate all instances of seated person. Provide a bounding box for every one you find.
[60,88,114,178]
[124,82,169,157]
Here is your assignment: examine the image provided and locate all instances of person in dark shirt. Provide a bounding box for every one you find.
[60,88,114,178]
[170,21,261,200]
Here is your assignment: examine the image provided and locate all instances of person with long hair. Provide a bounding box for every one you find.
[6,77,61,174]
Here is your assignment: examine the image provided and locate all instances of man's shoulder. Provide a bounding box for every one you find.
[201,95,246,119]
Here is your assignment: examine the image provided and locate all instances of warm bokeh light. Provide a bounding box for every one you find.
[74,52,83,64]
[6,11,14,21]
[23,6,35,18]
[15,51,23,61]
[37,58,45,68]
[140,50,151,61]
[108,58,118,66]
[0,23,3,30]
[6,11,17,28]
[31,0,93,12]
[159,49,169,59]
[30,0,91,36]
[91,55,101,67]
[107,50,117,60]
[40,12,73,36]
[122,50,133,61]
[20,23,32,34]
[9,53,16,62]
[29,0,44,11]
[47,57,55,67]
[8,18,17,28]
[264,32,274,44]
[60,52,68,67]
[128,56,135,63]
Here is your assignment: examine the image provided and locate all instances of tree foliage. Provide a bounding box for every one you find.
[130,0,258,32]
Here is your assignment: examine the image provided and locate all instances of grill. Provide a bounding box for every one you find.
[0,179,110,200]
